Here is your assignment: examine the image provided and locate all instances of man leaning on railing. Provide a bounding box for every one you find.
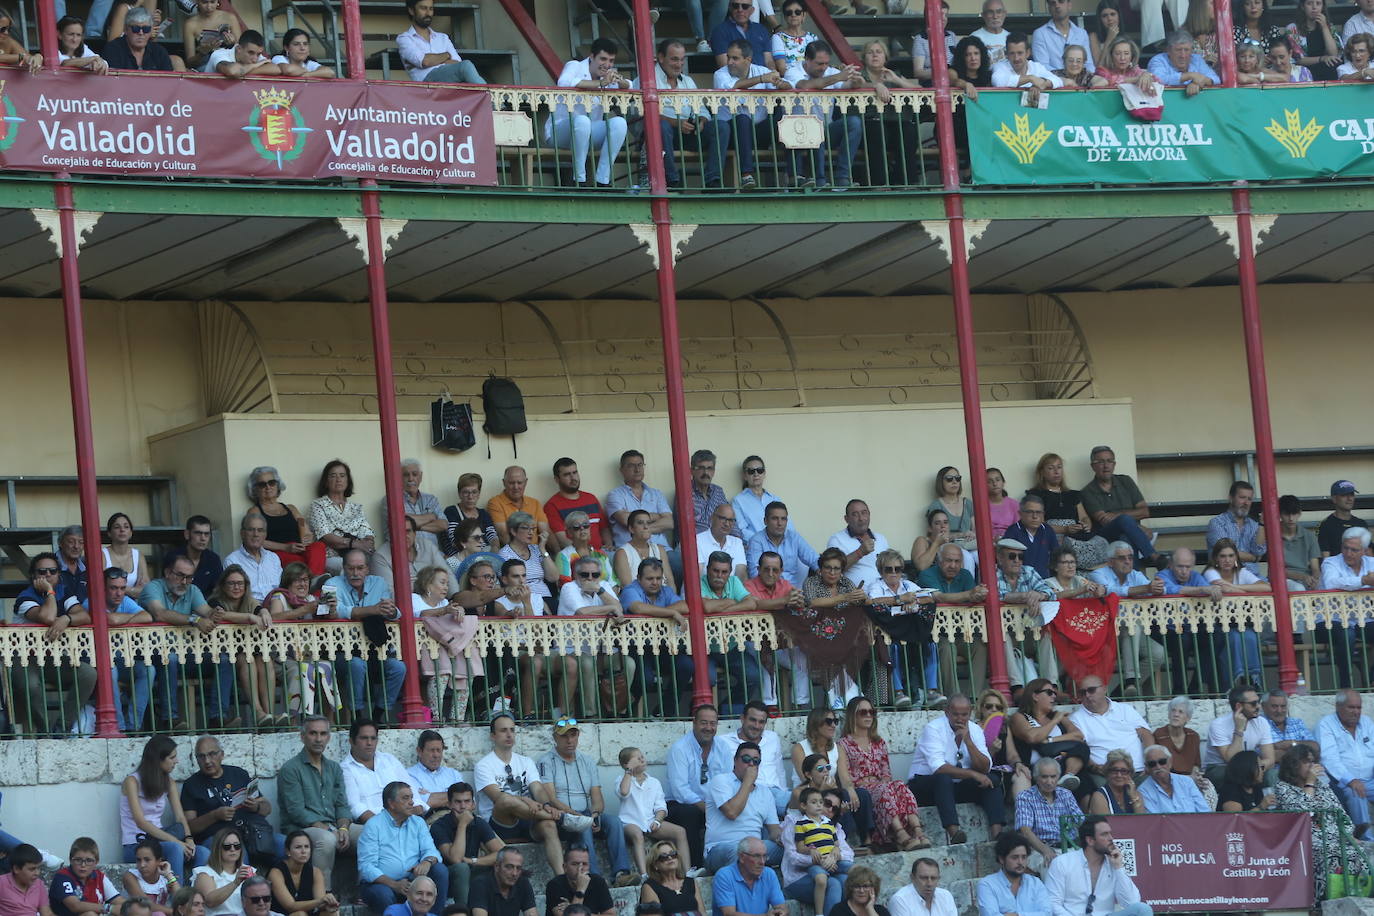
[7,552,97,737]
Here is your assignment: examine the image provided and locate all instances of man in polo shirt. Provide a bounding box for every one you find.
[324,548,405,720]
[56,525,88,602]
[784,41,865,191]
[889,858,955,916]
[430,783,504,911]
[744,551,809,711]
[9,552,97,736]
[704,742,782,872]
[0,845,54,916]
[710,0,774,68]
[918,544,989,690]
[277,715,354,891]
[711,837,786,916]
[164,515,224,596]
[357,782,446,914]
[1068,675,1154,775]
[665,704,733,866]
[827,499,889,588]
[1203,684,1275,787]
[544,458,610,551]
[1078,446,1158,570]
[85,567,154,732]
[700,552,760,716]
[699,504,747,580]
[1155,547,1224,695]
[747,502,818,590]
[630,40,701,190]
[382,459,446,550]
[470,847,537,916]
[619,557,688,714]
[907,694,1004,846]
[225,512,284,602]
[1319,479,1367,558]
[100,6,174,70]
[141,553,236,729]
[537,719,636,887]
[488,466,549,546]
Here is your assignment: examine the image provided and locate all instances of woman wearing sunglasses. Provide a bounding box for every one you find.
[840,697,930,851]
[1008,678,1089,794]
[639,839,704,916]
[192,827,253,916]
[791,754,867,850]
[791,709,869,843]
[926,467,976,550]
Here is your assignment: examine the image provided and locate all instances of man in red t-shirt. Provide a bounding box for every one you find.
[543,458,611,551]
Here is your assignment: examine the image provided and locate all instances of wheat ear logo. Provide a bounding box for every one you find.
[993,113,1052,165]
[1265,108,1323,159]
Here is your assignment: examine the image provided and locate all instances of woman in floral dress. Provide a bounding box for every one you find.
[839,695,931,850]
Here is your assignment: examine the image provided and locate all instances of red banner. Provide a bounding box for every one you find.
[0,69,496,185]
[1046,593,1118,685]
[1109,812,1313,911]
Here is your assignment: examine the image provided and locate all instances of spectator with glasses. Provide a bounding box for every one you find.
[1087,749,1145,815]
[9,551,98,736]
[791,709,869,843]
[557,556,631,717]
[704,742,783,872]
[554,511,616,588]
[1137,745,1209,813]
[665,704,732,867]
[1070,675,1154,776]
[843,697,929,851]
[538,719,636,887]
[732,456,783,545]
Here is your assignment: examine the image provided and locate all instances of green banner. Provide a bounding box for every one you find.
[966,84,1374,185]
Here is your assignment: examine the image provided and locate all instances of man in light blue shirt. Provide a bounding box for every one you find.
[1146,30,1219,94]
[711,837,785,916]
[1031,0,1094,70]
[746,501,818,587]
[1137,745,1209,813]
[1089,542,1166,697]
[326,547,406,719]
[704,742,781,872]
[357,781,446,914]
[1317,689,1374,832]
[978,833,1051,916]
[665,703,733,868]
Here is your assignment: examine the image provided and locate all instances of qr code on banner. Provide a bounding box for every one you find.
[1115,839,1137,876]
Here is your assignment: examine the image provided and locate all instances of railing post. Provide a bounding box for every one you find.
[925,0,1009,694]
[630,0,712,711]
[53,178,122,738]
[36,0,58,67]
[1231,186,1297,693]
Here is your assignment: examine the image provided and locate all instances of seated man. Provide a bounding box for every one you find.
[918,543,989,690]
[990,32,1062,104]
[385,459,447,550]
[488,466,550,548]
[744,551,809,711]
[1004,496,1057,577]
[1155,547,1224,694]
[747,501,817,592]
[1078,446,1157,570]
[1318,480,1368,558]
[688,451,739,536]
[1014,758,1082,864]
[704,40,791,190]
[398,0,484,84]
[165,515,224,596]
[607,450,675,550]
[430,782,505,912]
[828,499,889,589]
[1087,541,1166,697]
[545,458,612,551]
[1031,0,1094,71]
[993,538,1058,688]
[1137,745,1208,813]
[971,0,1010,63]
[620,557,689,715]
[382,875,437,916]
[710,0,774,68]
[697,551,761,716]
[908,695,1005,846]
[710,837,785,916]
[557,556,635,716]
[717,701,791,816]
[1146,30,1218,95]
[1202,684,1275,788]
[470,848,537,916]
[325,548,406,720]
[1068,675,1153,777]
[976,833,1048,916]
[698,504,747,581]
[544,846,616,916]
[1206,482,1266,577]
[86,567,154,732]
[9,552,97,736]
[664,704,733,867]
[100,6,174,70]
[181,735,280,867]
[343,720,439,834]
[1044,817,1149,916]
[1319,689,1374,833]
[537,719,635,886]
[225,512,285,603]
[704,743,782,872]
[357,782,447,915]
[141,553,238,729]
[409,730,466,825]
[1262,688,1320,756]
[631,40,700,189]
[209,29,280,77]
[782,41,865,190]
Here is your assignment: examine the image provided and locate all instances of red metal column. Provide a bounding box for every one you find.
[490,0,564,80]
[341,0,366,80]
[36,0,58,65]
[1214,0,1237,88]
[630,0,712,711]
[54,178,121,738]
[1231,187,1297,692]
[798,0,861,67]
[925,0,1008,694]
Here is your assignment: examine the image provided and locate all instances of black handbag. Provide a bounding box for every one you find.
[431,394,475,452]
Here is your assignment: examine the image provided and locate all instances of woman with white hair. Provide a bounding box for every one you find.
[498,510,558,610]
[250,466,326,575]
[1150,696,1218,809]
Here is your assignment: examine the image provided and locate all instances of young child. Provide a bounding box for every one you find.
[617,747,698,882]
[49,837,127,916]
[122,838,178,915]
[784,788,852,916]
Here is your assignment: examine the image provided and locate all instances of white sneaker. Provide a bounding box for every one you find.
[1058,773,1081,792]
[696,39,712,52]
[686,866,707,878]
[40,850,62,870]
[561,813,595,831]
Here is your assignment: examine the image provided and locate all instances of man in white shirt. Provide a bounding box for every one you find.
[556,556,635,719]
[971,0,1010,63]
[1068,675,1153,775]
[1318,689,1374,835]
[1033,0,1095,69]
[407,730,466,825]
[342,720,435,832]
[1203,684,1275,787]
[397,0,483,83]
[474,714,593,874]
[225,512,283,602]
[544,39,631,188]
[717,701,790,815]
[208,30,280,77]
[889,858,957,916]
[1045,816,1150,916]
[990,33,1063,104]
[630,39,700,189]
[907,694,1005,846]
[782,40,865,190]
[698,504,748,580]
[827,498,890,587]
[1342,0,1374,45]
[704,40,790,190]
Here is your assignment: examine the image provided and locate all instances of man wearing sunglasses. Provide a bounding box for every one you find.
[100,6,174,70]
[993,537,1059,690]
[9,552,97,736]
[1068,675,1154,778]
[537,719,637,887]
[711,0,775,69]
[557,557,635,719]
[241,875,285,916]
[704,742,782,872]
[1136,745,1208,813]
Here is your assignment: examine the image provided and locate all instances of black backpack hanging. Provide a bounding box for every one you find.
[481,375,527,457]
[430,393,476,452]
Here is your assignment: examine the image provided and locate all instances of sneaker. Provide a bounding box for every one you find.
[686,866,707,878]
[561,812,595,832]
[40,850,62,870]
[613,870,639,887]
[894,691,913,710]
[1058,773,1081,792]
[830,178,852,190]
[926,692,949,710]
[740,173,756,189]
[795,175,815,189]
[696,39,712,52]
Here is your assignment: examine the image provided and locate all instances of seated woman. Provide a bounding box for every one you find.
[207,565,280,727]
[839,696,930,851]
[444,472,499,555]
[1046,547,1108,599]
[1028,452,1111,572]
[1008,677,1087,792]
[265,563,339,722]
[826,865,887,916]
[1286,0,1341,79]
[307,459,375,574]
[1235,39,1280,82]
[977,687,1031,796]
[926,467,976,550]
[268,830,338,916]
[639,838,705,916]
[985,469,1020,540]
[447,518,503,588]
[782,787,854,916]
[858,40,923,188]
[104,512,151,598]
[0,7,41,72]
[1055,43,1109,87]
[791,707,871,840]
[182,0,237,70]
[1089,0,1121,68]
[1203,538,1268,685]
[910,508,974,573]
[1233,0,1289,54]
[250,466,324,576]
[57,16,109,72]
[1087,748,1144,814]
[948,35,992,100]
[413,565,481,721]
[1216,749,1274,812]
[192,827,250,916]
[272,28,336,77]
[1184,0,1221,65]
[1273,744,1366,898]
[121,736,199,878]
[792,753,869,850]
[614,510,675,593]
[865,549,939,711]
[1267,35,1312,79]
[1151,695,1219,808]
[555,509,617,588]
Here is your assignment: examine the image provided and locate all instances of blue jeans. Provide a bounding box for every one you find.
[1221,627,1262,685]
[653,118,688,182]
[784,863,850,913]
[113,656,155,732]
[705,838,781,872]
[1095,514,1155,568]
[792,114,864,185]
[361,866,449,915]
[560,810,632,875]
[703,113,765,184]
[124,840,208,882]
[424,61,486,85]
[676,649,761,716]
[345,655,406,713]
